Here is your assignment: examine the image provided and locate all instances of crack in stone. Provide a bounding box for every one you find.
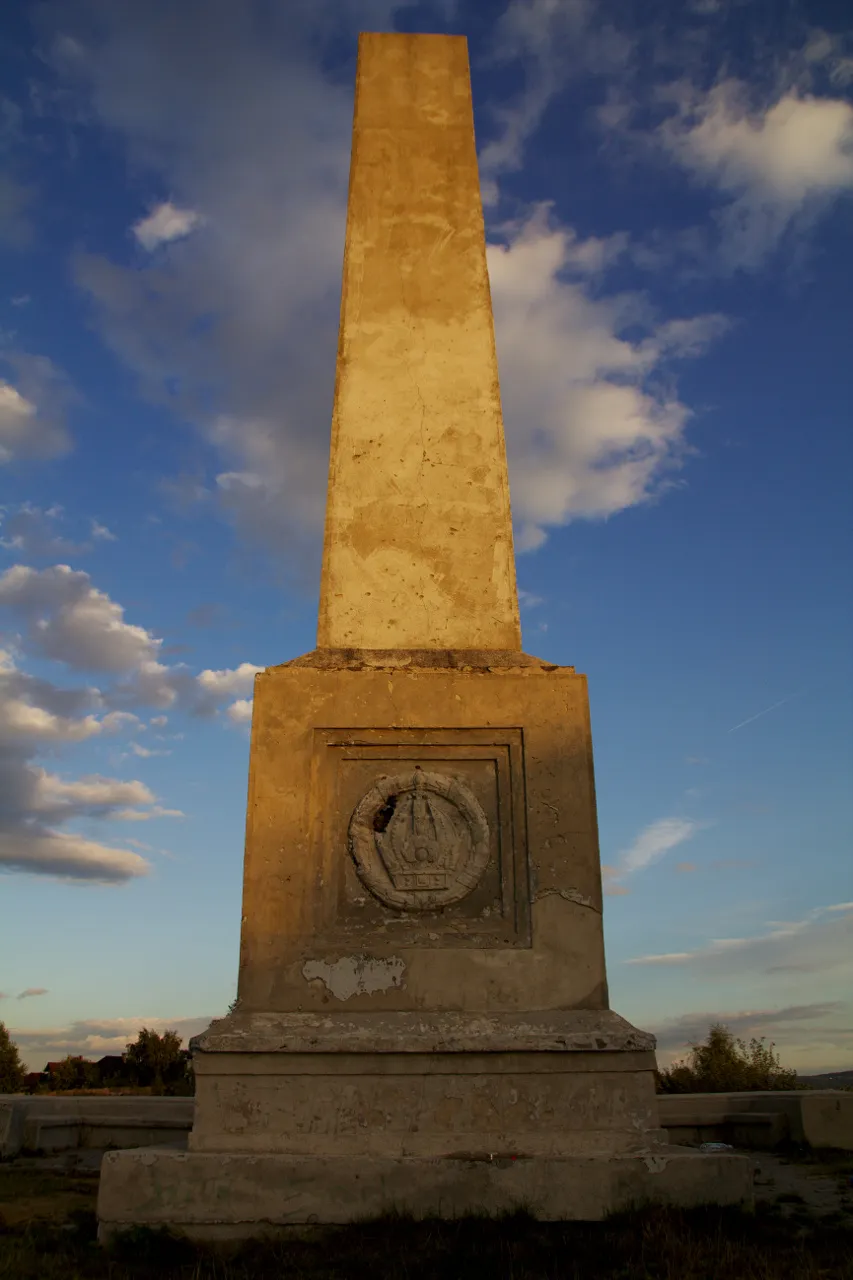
[533,887,600,913]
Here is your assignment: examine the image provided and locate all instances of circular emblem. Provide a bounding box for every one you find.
[348,769,490,911]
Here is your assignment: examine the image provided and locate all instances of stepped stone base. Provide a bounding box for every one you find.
[97,1147,755,1241]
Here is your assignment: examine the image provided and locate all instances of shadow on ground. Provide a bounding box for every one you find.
[1,1148,851,1279]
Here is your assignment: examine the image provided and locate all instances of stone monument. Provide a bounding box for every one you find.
[98,32,753,1238]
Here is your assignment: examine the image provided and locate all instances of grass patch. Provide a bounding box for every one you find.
[1,1194,852,1279]
[0,1167,99,1229]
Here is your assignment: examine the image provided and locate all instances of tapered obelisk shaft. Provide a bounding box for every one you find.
[317,33,521,651]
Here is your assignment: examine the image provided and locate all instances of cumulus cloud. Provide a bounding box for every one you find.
[51,0,356,575]
[0,648,176,880]
[0,561,260,880]
[0,356,73,465]
[32,0,724,569]
[226,697,253,724]
[488,209,728,549]
[132,200,204,250]
[0,564,159,671]
[658,81,853,269]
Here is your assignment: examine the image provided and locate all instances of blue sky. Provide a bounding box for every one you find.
[1,0,851,1075]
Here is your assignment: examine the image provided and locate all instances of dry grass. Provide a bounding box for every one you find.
[1,1166,852,1279]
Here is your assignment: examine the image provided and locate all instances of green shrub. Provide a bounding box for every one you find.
[655,1022,805,1093]
[0,1020,26,1092]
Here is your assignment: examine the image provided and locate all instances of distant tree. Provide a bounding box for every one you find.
[655,1022,805,1093]
[48,1055,100,1091]
[124,1028,193,1094]
[0,1021,26,1092]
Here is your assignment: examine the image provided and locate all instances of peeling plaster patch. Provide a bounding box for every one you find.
[301,955,406,1000]
[533,887,598,911]
[644,1155,670,1174]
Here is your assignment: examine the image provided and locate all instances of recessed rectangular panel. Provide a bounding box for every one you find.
[310,729,530,948]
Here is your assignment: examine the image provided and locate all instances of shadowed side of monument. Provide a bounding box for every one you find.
[97,33,754,1241]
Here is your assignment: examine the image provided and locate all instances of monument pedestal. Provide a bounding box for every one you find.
[98,1011,753,1240]
[98,653,754,1237]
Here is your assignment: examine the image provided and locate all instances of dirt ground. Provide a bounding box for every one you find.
[751,1149,853,1225]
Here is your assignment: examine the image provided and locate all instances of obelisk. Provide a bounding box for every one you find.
[317,32,520,651]
[97,34,754,1238]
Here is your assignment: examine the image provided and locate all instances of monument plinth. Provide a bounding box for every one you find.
[98,33,753,1239]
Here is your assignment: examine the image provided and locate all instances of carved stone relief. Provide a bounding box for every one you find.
[348,768,490,911]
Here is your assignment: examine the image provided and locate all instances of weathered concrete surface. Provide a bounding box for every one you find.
[317,33,520,651]
[236,657,607,1014]
[97,1147,755,1241]
[192,1009,655,1054]
[661,1091,853,1152]
[0,1096,193,1159]
[188,1012,664,1158]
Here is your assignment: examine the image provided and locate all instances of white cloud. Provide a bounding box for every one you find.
[0,648,162,882]
[489,210,727,549]
[196,661,262,699]
[61,3,354,572]
[90,519,116,541]
[111,804,184,821]
[28,769,154,819]
[602,816,699,894]
[0,564,160,671]
[618,817,699,875]
[658,82,853,269]
[0,830,150,881]
[132,200,204,250]
[626,901,853,971]
[226,697,253,724]
[0,356,72,464]
[42,3,737,562]
[0,560,256,881]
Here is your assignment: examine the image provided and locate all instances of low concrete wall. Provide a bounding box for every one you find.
[0,1096,193,1158]
[3,1090,851,1158]
[659,1091,853,1151]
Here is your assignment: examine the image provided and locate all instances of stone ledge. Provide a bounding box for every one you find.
[97,1147,755,1240]
[191,1009,655,1056]
[269,649,570,673]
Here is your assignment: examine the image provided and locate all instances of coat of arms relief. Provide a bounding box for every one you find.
[348,768,490,911]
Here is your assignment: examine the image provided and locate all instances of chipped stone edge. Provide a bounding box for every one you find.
[266,649,573,674]
[190,1009,656,1056]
